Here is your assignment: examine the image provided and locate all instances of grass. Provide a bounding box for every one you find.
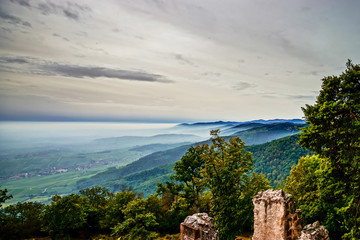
[1,162,131,205]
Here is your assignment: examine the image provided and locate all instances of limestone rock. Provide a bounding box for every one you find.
[252,189,302,240]
[298,221,330,240]
[180,213,218,240]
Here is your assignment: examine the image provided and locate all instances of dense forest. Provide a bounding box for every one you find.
[1,61,359,239]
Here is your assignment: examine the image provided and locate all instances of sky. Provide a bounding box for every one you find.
[0,0,359,123]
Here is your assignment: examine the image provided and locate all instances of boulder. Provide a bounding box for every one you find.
[298,221,330,240]
[180,213,218,240]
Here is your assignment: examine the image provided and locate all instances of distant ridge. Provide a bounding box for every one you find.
[176,118,304,127]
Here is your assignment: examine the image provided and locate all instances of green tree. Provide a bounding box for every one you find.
[102,190,138,231]
[80,186,113,234]
[80,186,113,208]
[0,187,13,207]
[299,60,360,239]
[42,194,88,239]
[0,202,45,239]
[284,155,324,224]
[171,145,205,213]
[201,130,268,239]
[112,198,158,240]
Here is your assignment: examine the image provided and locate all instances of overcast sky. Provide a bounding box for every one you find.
[0,0,359,122]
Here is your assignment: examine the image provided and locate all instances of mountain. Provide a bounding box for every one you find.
[232,122,306,145]
[171,119,305,137]
[86,134,312,196]
[249,134,313,186]
[2,119,308,203]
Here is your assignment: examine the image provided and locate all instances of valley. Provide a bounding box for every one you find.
[0,119,309,204]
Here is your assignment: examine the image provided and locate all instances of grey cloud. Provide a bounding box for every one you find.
[233,81,257,91]
[10,0,31,7]
[202,72,221,77]
[262,92,317,101]
[53,33,70,42]
[0,9,31,27]
[288,95,317,100]
[0,55,172,83]
[44,64,172,83]
[174,54,196,66]
[0,56,31,64]
[37,1,91,21]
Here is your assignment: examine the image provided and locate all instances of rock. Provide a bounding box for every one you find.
[298,221,330,240]
[252,189,302,240]
[180,213,218,240]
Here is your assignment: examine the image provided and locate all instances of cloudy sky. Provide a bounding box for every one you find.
[0,0,359,122]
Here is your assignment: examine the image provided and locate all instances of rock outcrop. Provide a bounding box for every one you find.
[252,189,302,240]
[180,213,218,240]
[298,221,330,240]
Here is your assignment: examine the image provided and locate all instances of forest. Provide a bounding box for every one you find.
[0,61,359,240]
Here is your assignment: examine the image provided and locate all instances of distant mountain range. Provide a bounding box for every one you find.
[2,118,310,204]
[172,119,305,137]
[76,120,308,195]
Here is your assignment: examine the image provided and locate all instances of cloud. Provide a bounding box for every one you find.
[0,9,31,27]
[174,54,196,67]
[0,55,172,83]
[44,64,172,83]
[10,0,31,7]
[36,1,91,21]
[288,94,317,100]
[0,56,31,64]
[52,33,70,41]
[233,81,257,91]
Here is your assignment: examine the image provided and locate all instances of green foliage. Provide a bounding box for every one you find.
[294,60,360,239]
[200,130,270,239]
[155,182,192,233]
[0,201,45,239]
[102,190,139,231]
[42,194,88,238]
[284,155,324,224]
[0,186,13,207]
[249,134,313,187]
[172,145,205,212]
[112,198,158,240]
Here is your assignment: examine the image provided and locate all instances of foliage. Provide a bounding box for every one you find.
[200,130,270,239]
[112,198,158,240]
[42,194,88,238]
[171,145,206,212]
[249,134,313,187]
[295,60,360,239]
[0,201,45,239]
[0,186,13,207]
[102,190,139,231]
[284,155,324,224]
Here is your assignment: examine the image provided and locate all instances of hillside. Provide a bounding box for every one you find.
[81,133,312,196]
[1,120,307,203]
[249,134,313,186]
[232,122,306,145]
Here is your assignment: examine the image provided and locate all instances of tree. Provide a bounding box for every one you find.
[284,155,324,225]
[79,186,113,208]
[112,198,158,240]
[200,130,268,239]
[171,145,205,213]
[102,190,138,231]
[80,186,113,234]
[42,194,88,239]
[0,202,45,239]
[299,60,360,239]
[0,187,13,207]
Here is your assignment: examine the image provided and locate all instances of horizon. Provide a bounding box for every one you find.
[1,1,359,122]
[0,117,305,124]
